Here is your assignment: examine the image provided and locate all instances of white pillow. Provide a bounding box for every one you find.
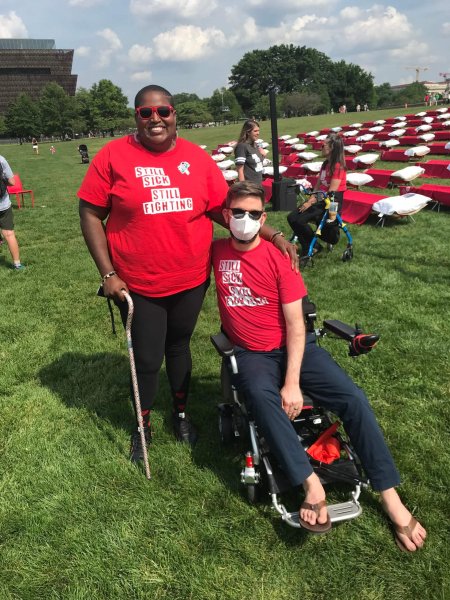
[436,107,448,114]
[346,172,374,186]
[351,122,363,128]
[415,112,427,117]
[296,178,313,189]
[391,122,406,128]
[306,130,319,137]
[394,116,407,121]
[262,158,272,166]
[292,143,307,151]
[372,193,430,216]
[298,151,318,161]
[222,170,238,181]
[345,144,362,154]
[388,129,406,137]
[279,134,292,140]
[285,137,300,145]
[374,119,386,125]
[316,134,328,141]
[199,145,207,149]
[422,116,434,124]
[216,159,235,170]
[442,120,450,127]
[343,129,359,137]
[419,133,435,142]
[353,153,379,165]
[219,146,234,154]
[212,153,226,162]
[437,113,450,120]
[302,161,324,173]
[331,126,342,132]
[379,139,400,148]
[356,134,374,142]
[404,146,431,158]
[415,125,432,132]
[391,166,425,181]
[369,126,384,132]
[445,142,450,150]
[259,142,270,149]
[262,166,287,176]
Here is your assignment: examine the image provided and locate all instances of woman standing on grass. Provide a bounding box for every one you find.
[78,84,296,464]
[287,132,347,256]
[234,120,267,184]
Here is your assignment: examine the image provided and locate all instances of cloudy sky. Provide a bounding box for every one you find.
[0,0,448,106]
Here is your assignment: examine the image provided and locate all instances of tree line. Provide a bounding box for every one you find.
[0,44,430,138]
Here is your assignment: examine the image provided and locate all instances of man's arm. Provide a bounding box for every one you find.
[280,299,306,420]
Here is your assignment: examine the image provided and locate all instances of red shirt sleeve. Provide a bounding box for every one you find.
[277,254,307,305]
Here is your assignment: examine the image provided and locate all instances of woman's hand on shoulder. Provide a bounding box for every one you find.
[273,235,299,272]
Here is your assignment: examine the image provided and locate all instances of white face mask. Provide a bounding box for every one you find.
[229,213,261,242]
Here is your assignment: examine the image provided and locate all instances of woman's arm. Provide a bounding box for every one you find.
[79,200,129,300]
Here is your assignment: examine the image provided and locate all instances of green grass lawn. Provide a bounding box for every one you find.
[0,110,449,600]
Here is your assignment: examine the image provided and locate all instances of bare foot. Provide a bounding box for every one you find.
[381,488,427,551]
[300,473,328,526]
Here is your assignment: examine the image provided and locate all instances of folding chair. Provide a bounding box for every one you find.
[7,174,35,209]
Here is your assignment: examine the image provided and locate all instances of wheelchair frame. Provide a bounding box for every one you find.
[211,316,379,529]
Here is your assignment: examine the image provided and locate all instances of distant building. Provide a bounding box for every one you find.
[391,80,448,96]
[0,39,77,114]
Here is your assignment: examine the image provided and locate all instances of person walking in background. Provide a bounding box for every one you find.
[0,154,24,270]
[234,120,266,184]
[32,138,39,155]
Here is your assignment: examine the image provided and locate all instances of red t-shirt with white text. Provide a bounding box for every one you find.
[212,239,307,351]
[318,162,346,192]
[78,135,229,297]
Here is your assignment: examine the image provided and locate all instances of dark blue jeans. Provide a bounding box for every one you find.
[235,333,400,491]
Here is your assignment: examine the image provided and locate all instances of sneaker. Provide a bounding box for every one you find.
[129,427,152,463]
[172,412,198,446]
[12,263,25,270]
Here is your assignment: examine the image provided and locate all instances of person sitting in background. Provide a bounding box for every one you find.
[234,120,266,184]
[212,181,427,550]
[287,132,346,257]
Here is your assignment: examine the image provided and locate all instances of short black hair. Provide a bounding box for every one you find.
[226,181,265,208]
[134,85,174,108]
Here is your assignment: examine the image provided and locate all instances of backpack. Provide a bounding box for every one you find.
[0,162,8,198]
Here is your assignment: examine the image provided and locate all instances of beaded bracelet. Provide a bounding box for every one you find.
[101,270,117,283]
[270,231,284,243]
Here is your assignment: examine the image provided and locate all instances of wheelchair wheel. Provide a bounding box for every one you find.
[342,247,353,262]
[300,256,313,269]
[246,484,259,504]
[218,406,234,445]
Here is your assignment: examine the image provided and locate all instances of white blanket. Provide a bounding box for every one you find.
[372,193,429,216]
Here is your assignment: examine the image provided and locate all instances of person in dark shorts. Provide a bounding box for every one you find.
[0,155,24,270]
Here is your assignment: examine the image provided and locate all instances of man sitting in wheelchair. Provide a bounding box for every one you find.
[211,181,426,550]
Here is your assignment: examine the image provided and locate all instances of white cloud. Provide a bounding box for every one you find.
[442,22,450,34]
[96,28,123,67]
[130,0,217,19]
[228,15,329,47]
[69,0,105,5]
[75,45,91,57]
[340,5,412,50]
[130,70,152,81]
[128,44,153,66]
[0,11,28,37]
[153,25,227,61]
[247,0,329,6]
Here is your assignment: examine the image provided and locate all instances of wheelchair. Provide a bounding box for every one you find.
[78,144,90,164]
[290,188,354,268]
[210,305,379,529]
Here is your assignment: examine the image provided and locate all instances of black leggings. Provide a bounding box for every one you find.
[117,280,210,413]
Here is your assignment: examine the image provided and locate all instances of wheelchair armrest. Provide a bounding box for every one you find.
[210,332,236,358]
[323,320,379,356]
[323,319,357,341]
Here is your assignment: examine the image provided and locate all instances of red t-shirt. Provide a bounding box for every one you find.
[212,239,307,351]
[77,135,229,297]
[318,162,346,192]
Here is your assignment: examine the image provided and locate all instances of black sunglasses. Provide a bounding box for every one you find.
[135,105,174,119]
[230,208,264,220]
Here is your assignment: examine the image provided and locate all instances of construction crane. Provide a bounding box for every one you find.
[405,66,429,82]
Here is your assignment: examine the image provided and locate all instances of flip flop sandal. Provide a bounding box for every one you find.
[299,500,332,534]
[394,516,422,552]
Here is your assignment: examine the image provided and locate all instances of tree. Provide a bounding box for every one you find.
[326,61,374,110]
[90,79,129,134]
[394,82,427,106]
[175,101,213,127]
[374,83,394,108]
[208,88,243,121]
[75,87,99,133]
[39,82,77,137]
[173,92,200,105]
[282,92,323,116]
[4,93,41,138]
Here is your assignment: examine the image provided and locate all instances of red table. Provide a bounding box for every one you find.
[399,184,450,207]
[428,142,450,155]
[434,131,450,140]
[380,149,409,162]
[363,169,395,188]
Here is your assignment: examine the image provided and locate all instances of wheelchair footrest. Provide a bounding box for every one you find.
[280,499,362,528]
